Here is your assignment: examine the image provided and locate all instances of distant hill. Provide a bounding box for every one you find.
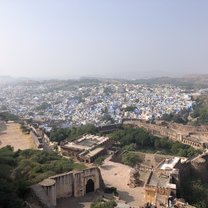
[0,76,31,84]
[1,74,208,89]
[128,74,208,89]
[0,76,15,83]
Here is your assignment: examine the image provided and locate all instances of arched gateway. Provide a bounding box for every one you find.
[86,179,94,193]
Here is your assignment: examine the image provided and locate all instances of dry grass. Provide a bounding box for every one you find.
[0,122,36,151]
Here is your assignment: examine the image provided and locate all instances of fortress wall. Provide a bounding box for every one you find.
[43,133,50,143]
[73,167,103,197]
[123,120,208,149]
[30,184,55,208]
[39,179,56,207]
[191,154,208,182]
[177,153,208,183]
[0,121,7,133]
[178,161,191,184]
[45,184,56,206]
[50,172,74,198]
[33,167,103,205]
[182,138,203,149]
[30,130,41,148]
[74,171,84,197]
[30,125,38,135]
[83,168,100,192]
[110,149,126,163]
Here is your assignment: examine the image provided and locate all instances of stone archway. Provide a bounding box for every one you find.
[86,179,94,193]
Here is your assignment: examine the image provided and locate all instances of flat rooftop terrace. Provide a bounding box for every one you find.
[147,172,169,188]
[78,139,97,147]
[84,147,105,158]
[63,134,109,151]
[76,135,109,146]
[158,157,180,170]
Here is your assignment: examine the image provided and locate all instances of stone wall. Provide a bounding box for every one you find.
[0,121,6,133]
[30,130,42,148]
[123,119,208,149]
[30,184,55,208]
[74,167,103,197]
[50,172,74,199]
[190,153,208,182]
[32,167,104,207]
[176,152,208,184]
[109,149,123,163]
[39,178,56,206]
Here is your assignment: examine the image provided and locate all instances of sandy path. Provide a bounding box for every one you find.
[0,123,36,151]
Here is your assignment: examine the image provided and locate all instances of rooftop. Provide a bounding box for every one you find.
[83,147,105,158]
[147,172,169,188]
[63,134,109,151]
[158,157,180,170]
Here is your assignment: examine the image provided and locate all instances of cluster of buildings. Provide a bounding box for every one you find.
[26,121,112,162]
[144,157,183,207]
[30,144,208,208]
[60,134,112,163]
[0,80,193,128]
[0,80,204,208]
[128,152,208,208]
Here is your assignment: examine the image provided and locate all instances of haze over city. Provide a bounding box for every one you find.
[2,1,208,208]
[0,0,208,79]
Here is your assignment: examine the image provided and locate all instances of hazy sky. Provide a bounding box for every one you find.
[0,0,208,79]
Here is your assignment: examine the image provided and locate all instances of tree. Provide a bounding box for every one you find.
[109,125,200,157]
[0,146,86,208]
[121,152,141,167]
[0,112,19,121]
[161,113,173,121]
[191,94,208,125]
[94,156,106,166]
[91,198,117,208]
[101,113,115,124]
[124,106,137,112]
[182,176,208,207]
[122,143,136,151]
[50,124,98,143]
[36,102,51,111]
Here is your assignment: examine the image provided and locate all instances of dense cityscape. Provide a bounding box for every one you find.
[1,78,208,208]
[0,80,193,128]
[1,1,208,208]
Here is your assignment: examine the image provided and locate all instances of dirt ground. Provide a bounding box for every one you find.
[0,122,36,151]
[57,156,146,208]
[57,152,171,208]
[100,156,145,208]
[57,190,132,208]
[57,152,170,208]
[57,192,100,208]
